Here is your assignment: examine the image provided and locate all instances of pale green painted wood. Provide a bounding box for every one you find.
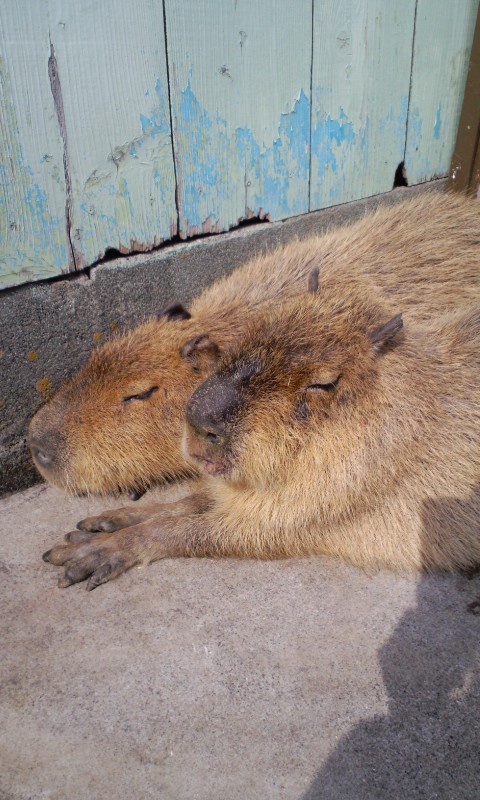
[48,0,177,267]
[0,3,69,290]
[164,0,312,237]
[310,0,416,211]
[1,0,477,290]
[405,0,478,185]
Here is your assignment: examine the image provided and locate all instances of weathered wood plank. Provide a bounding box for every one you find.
[310,0,416,211]
[164,0,312,236]
[405,0,478,185]
[48,0,177,267]
[0,4,69,290]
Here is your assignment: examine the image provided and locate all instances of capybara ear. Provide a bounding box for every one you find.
[180,334,221,371]
[307,267,320,294]
[367,314,403,353]
[160,302,192,322]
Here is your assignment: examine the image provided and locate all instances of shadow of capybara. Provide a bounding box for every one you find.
[30,192,480,502]
[43,269,480,589]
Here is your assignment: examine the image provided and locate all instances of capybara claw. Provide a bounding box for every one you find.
[58,573,76,588]
[42,546,68,566]
[77,515,116,533]
[64,529,95,544]
[76,508,147,533]
[85,558,129,591]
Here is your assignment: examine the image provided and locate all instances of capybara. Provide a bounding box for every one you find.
[43,268,480,588]
[30,191,480,500]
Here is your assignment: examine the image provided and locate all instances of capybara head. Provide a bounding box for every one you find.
[28,303,224,497]
[185,275,403,489]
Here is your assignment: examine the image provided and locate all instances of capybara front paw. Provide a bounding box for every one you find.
[42,534,136,590]
[76,507,145,533]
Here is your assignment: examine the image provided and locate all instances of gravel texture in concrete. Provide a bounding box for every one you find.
[1,481,479,800]
[0,182,445,496]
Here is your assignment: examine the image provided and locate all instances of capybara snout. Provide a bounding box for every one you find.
[28,402,69,484]
[27,319,198,495]
[29,431,62,472]
[185,372,248,477]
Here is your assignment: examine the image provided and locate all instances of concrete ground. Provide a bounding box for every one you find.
[1,482,480,800]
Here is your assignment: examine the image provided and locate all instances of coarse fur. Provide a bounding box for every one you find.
[182,293,480,573]
[43,276,480,588]
[30,191,480,499]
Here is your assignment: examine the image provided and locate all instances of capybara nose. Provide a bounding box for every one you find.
[186,405,227,445]
[205,431,223,446]
[30,443,52,468]
[28,433,60,472]
[186,375,241,444]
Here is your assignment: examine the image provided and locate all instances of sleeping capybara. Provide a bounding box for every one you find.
[30,191,480,500]
[43,270,480,588]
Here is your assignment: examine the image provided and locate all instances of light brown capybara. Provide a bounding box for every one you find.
[29,191,480,504]
[42,269,480,588]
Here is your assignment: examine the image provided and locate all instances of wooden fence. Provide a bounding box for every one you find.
[1,0,478,290]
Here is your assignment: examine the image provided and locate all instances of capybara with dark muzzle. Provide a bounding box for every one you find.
[31,191,480,500]
[43,271,480,589]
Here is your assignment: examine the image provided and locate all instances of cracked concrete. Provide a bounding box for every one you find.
[1,482,480,799]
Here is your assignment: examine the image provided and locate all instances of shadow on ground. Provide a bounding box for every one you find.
[303,492,480,800]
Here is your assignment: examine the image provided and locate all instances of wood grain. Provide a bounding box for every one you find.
[0,4,69,289]
[164,0,312,237]
[310,0,416,210]
[405,0,479,184]
[48,0,177,266]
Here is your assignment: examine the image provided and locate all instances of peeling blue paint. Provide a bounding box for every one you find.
[310,94,410,210]
[0,119,68,287]
[175,82,310,232]
[139,79,170,140]
[398,95,409,141]
[237,89,310,219]
[379,96,408,140]
[433,103,442,141]
[408,108,423,150]
[175,79,224,231]
[311,108,356,179]
[25,183,66,268]
[77,76,176,259]
[359,117,369,167]
[405,107,430,177]
[3,0,470,291]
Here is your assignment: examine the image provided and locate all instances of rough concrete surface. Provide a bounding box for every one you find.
[0,181,445,496]
[1,481,479,800]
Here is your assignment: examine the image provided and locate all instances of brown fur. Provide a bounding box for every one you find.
[43,278,480,588]
[181,289,480,573]
[30,191,480,499]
